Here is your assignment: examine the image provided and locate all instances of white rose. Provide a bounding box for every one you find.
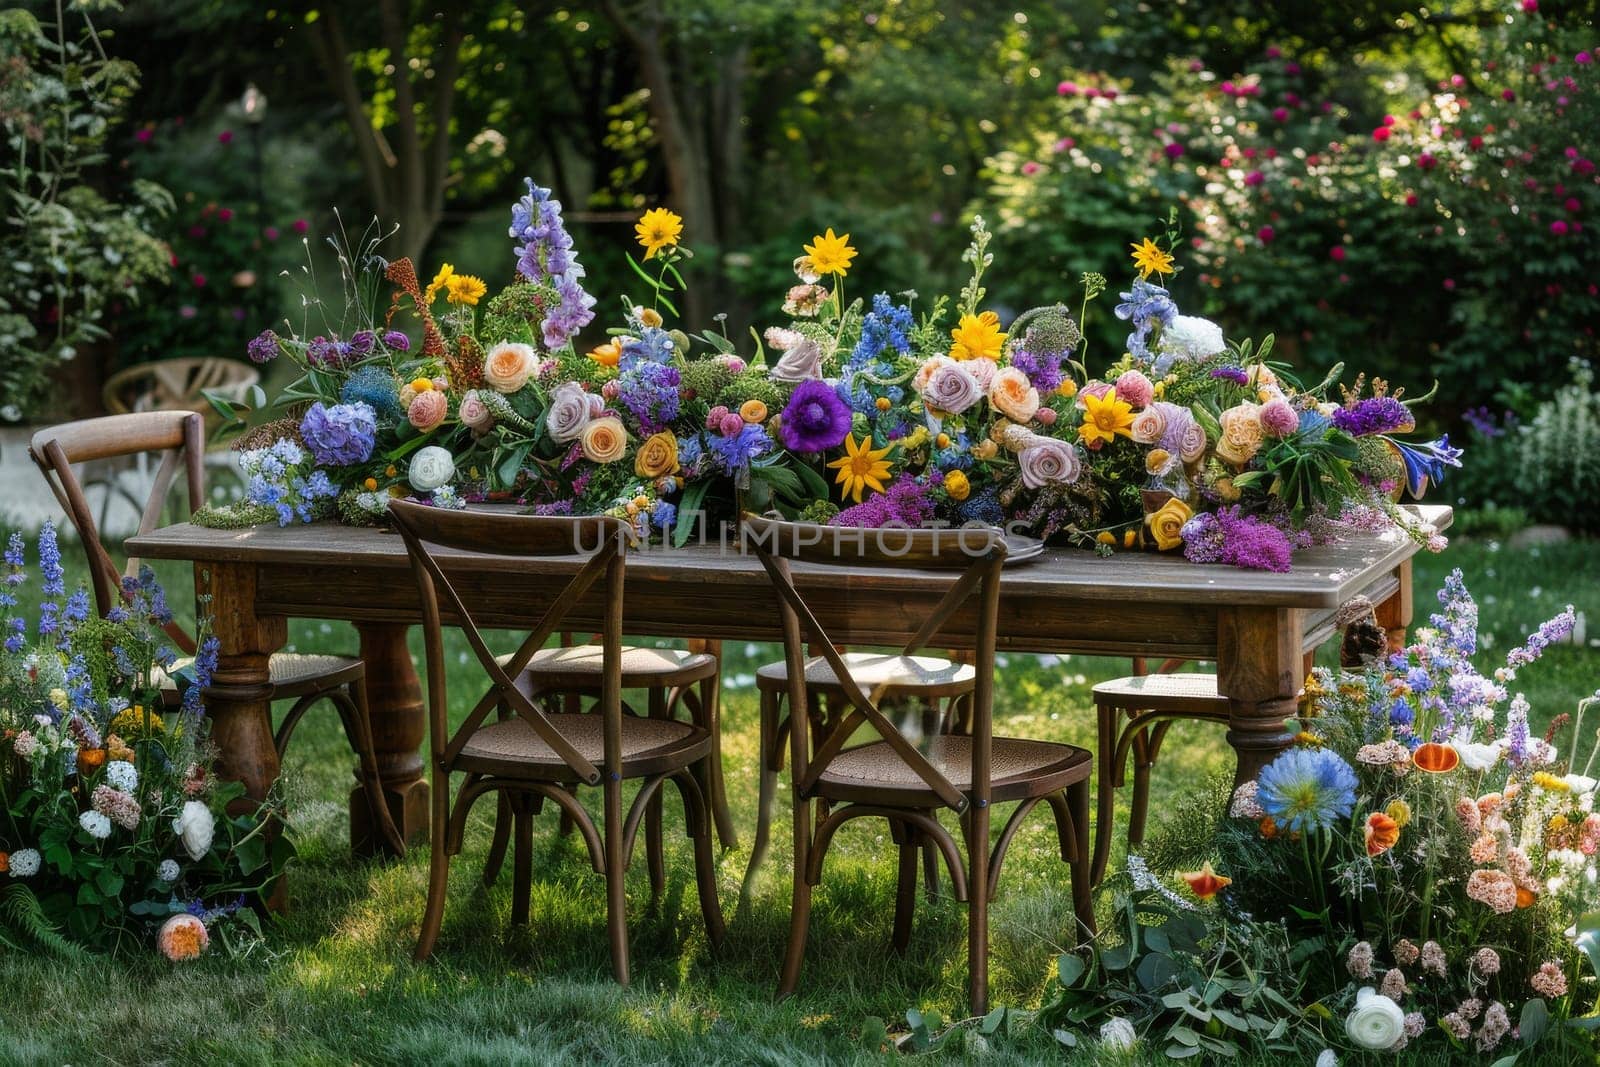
[79,810,112,840]
[1345,987,1405,1050]
[104,760,139,793]
[9,848,40,878]
[1453,739,1504,772]
[1567,774,1598,793]
[173,800,215,861]
[1315,1051,1339,1067]
[1098,1017,1137,1051]
[408,446,456,492]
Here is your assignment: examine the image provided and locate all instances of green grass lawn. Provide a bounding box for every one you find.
[0,533,1596,1064]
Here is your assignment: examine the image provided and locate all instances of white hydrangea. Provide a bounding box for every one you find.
[173,801,215,861]
[104,760,139,793]
[9,848,40,878]
[157,858,181,883]
[1153,315,1226,374]
[1099,1017,1138,1051]
[79,810,112,840]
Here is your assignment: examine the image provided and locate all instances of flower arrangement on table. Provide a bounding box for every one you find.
[200,178,1459,571]
[0,524,290,958]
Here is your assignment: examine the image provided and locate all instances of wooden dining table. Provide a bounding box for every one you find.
[128,504,1449,854]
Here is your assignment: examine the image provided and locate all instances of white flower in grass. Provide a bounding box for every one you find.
[9,849,40,877]
[157,859,181,883]
[1098,1017,1137,1051]
[104,760,139,793]
[173,800,215,861]
[79,810,112,840]
[1345,987,1405,1050]
[1315,1051,1339,1067]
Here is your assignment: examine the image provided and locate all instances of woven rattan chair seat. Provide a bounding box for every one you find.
[457,713,712,780]
[814,735,1091,806]
[496,645,717,688]
[1091,673,1227,713]
[756,652,976,697]
[158,652,361,699]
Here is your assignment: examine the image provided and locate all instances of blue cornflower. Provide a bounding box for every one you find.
[1255,748,1358,833]
[707,424,773,473]
[38,522,63,597]
[63,589,90,625]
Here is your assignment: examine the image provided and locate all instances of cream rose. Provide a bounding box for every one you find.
[634,432,679,478]
[1175,411,1209,463]
[173,800,215,861]
[408,445,456,491]
[546,381,594,443]
[921,358,984,415]
[458,390,494,431]
[1215,402,1264,466]
[1345,987,1405,1050]
[1129,405,1169,445]
[580,417,628,464]
[483,342,537,393]
[1018,434,1081,488]
[989,366,1041,423]
[964,356,998,392]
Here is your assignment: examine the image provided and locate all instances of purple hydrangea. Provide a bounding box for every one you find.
[299,401,378,467]
[617,362,681,436]
[246,329,279,365]
[706,423,772,472]
[1331,396,1414,436]
[779,380,853,452]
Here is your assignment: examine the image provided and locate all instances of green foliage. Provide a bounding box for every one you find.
[1515,360,1600,533]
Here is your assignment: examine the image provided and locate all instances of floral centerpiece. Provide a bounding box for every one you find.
[0,525,289,957]
[201,179,1458,571]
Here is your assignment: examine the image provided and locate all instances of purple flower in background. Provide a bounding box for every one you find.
[299,402,378,467]
[779,380,853,452]
[1429,569,1479,657]
[383,330,411,352]
[1331,396,1414,436]
[246,329,279,365]
[1462,406,1505,438]
[544,275,597,349]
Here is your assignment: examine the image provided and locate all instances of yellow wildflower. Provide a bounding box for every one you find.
[635,207,684,259]
[948,311,1006,361]
[943,469,970,501]
[1386,799,1412,828]
[828,434,893,503]
[803,228,857,277]
[1533,771,1572,793]
[424,263,455,303]
[1130,237,1174,279]
[445,273,488,306]
[409,377,435,393]
[1078,391,1135,445]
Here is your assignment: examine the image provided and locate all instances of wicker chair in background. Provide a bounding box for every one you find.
[743,514,1094,1015]
[29,411,402,856]
[389,501,724,978]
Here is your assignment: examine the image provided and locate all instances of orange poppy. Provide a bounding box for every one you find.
[76,748,107,776]
[1516,887,1537,909]
[1180,861,1232,900]
[1412,742,1460,773]
[1364,812,1400,856]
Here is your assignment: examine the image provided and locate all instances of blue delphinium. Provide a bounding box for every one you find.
[1113,278,1177,361]
[849,293,913,366]
[1255,748,1358,833]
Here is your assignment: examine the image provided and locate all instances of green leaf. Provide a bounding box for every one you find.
[1164,1043,1201,1059]
[1057,953,1087,987]
[1101,943,1133,971]
[1136,952,1178,991]
[1519,999,1548,1046]
[674,478,713,548]
[235,833,267,876]
[980,1006,1008,1037]
[95,868,124,899]
[1051,1028,1077,1049]
[858,1016,888,1051]
[793,458,832,501]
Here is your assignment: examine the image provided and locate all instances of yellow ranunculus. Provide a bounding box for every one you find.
[409,377,435,393]
[739,400,768,424]
[943,469,971,501]
[1146,497,1193,552]
[634,432,680,479]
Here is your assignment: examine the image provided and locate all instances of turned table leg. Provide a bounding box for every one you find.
[1217,606,1303,789]
[351,622,430,856]
[1375,559,1414,654]
[197,562,288,907]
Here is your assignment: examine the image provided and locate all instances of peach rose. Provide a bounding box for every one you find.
[1215,402,1264,466]
[634,432,679,478]
[407,389,448,432]
[989,366,1040,423]
[483,341,537,393]
[1146,496,1193,552]
[1129,405,1169,445]
[458,390,493,431]
[580,417,628,463]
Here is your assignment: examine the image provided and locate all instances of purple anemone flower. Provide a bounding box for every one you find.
[778,379,853,452]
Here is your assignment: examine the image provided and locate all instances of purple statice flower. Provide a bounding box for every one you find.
[1505,606,1577,669]
[779,380,853,452]
[619,326,675,370]
[617,362,681,436]
[1331,395,1414,436]
[382,330,411,352]
[707,423,772,472]
[830,476,938,529]
[299,401,377,467]
[1428,569,1479,657]
[1113,278,1177,361]
[1210,365,1250,385]
[1179,507,1294,572]
[509,178,595,349]
[1505,695,1531,765]
[246,329,280,365]
[1010,347,1067,393]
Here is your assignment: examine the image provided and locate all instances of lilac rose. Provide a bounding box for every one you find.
[1018,433,1082,489]
[921,358,984,415]
[546,381,595,443]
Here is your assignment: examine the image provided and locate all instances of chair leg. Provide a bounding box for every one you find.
[604,773,630,985]
[1129,725,1154,848]
[746,689,781,889]
[776,796,814,999]
[1066,779,1096,945]
[967,801,991,1017]
[1092,702,1117,887]
[510,795,534,927]
[413,770,451,961]
[892,833,918,955]
[483,793,512,887]
[698,665,738,850]
[679,771,726,949]
[645,688,667,903]
[337,678,405,857]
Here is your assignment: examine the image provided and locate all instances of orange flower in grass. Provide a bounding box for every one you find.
[1180,861,1232,900]
[158,913,209,962]
[1364,812,1400,856]
[1412,742,1459,773]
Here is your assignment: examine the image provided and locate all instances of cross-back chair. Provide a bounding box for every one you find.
[29,412,402,856]
[742,515,1094,1015]
[388,501,724,977]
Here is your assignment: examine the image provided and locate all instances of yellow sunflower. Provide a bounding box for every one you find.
[635,207,684,259]
[424,263,455,303]
[445,273,488,306]
[1078,390,1136,445]
[803,228,857,277]
[828,433,893,503]
[1130,237,1174,279]
[948,311,1006,361]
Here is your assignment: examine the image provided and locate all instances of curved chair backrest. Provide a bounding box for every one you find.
[102,356,260,420]
[29,411,205,653]
[388,500,631,787]
[740,513,1008,816]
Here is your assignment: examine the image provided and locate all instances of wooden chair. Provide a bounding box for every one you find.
[743,515,1094,1015]
[28,412,402,856]
[388,500,724,977]
[102,356,260,421]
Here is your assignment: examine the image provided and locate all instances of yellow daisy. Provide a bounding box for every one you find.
[424,262,455,303]
[803,228,857,277]
[827,433,893,503]
[948,310,1006,361]
[445,273,488,306]
[1078,390,1136,445]
[635,207,684,259]
[1130,237,1174,279]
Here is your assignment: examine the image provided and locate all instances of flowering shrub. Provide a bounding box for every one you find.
[0,526,289,954]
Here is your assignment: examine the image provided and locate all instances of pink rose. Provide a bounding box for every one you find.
[1259,397,1300,437]
[705,405,730,430]
[921,358,984,414]
[545,381,594,443]
[718,412,745,437]
[1077,380,1113,406]
[1115,369,1154,409]
[1130,405,1169,445]
[1018,434,1082,488]
[407,389,448,432]
[964,356,998,391]
[458,390,494,431]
